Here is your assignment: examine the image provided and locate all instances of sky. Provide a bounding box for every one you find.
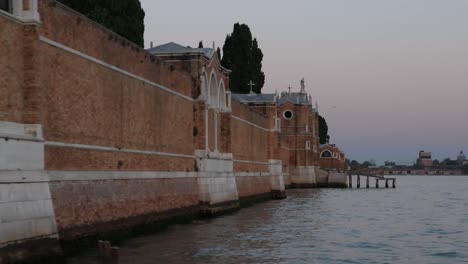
[140,0,468,164]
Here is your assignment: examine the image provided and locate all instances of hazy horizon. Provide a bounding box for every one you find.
[140,0,468,164]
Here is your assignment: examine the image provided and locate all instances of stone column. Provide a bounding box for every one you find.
[11,0,40,23]
[269,160,286,199]
[0,121,61,263]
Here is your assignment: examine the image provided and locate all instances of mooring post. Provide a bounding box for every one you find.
[357,175,361,188]
[109,247,120,264]
[366,176,370,188]
[385,180,389,188]
[393,179,396,188]
[348,174,352,188]
[375,178,379,188]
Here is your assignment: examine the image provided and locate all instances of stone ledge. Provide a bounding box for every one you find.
[0,236,62,264]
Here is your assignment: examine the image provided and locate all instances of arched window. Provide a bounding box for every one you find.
[321,150,333,158]
[218,81,226,111]
[201,70,209,100]
[209,72,218,107]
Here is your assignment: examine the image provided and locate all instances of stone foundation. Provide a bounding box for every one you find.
[316,169,348,188]
[0,122,61,264]
[290,166,318,188]
[328,172,348,188]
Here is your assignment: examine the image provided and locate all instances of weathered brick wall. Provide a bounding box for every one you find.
[26,2,198,170]
[319,158,346,171]
[231,100,271,172]
[0,15,24,123]
[231,100,269,128]
[38,1,194,97]
[235,176,272,199]
[45,147,195,171]
[38,43,195,170]
[49,178,199,240]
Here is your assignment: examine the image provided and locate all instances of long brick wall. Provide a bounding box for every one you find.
[231,100,272,172]
[38,1,194,97]
[0,15,24,123]
[49,177,199,241]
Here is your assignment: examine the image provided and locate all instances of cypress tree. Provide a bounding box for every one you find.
[216,47,222,60]
[318,115,330,145]
[58,0,145,47]
[221,23,265,94]
[198,41,204,48]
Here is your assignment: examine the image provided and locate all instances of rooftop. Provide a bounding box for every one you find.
[231,93,277,104]
[231,91,313,106]
[147,42,215,59]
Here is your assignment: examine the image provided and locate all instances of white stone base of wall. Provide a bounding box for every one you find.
[290,166,318,187]
[0,122,60,262]
[196,151,240,214]
[328,172,348,187]
[316,168,329,186]
[268,160,285,193]
[316,168,348,188]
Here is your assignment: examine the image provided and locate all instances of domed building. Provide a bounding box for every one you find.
[457,150,466,166]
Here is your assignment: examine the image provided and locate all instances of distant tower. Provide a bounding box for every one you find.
[457,149,466,166]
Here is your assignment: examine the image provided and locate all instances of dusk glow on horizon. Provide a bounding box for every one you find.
[141,0,468,164]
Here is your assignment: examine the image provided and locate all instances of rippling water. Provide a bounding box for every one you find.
[69,176,468,264]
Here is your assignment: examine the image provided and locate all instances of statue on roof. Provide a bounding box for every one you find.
[300,78,306,93]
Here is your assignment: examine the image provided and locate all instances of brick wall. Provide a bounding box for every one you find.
[49,177,199,240]
[0,15,24,123]
[21,2,199,170]
[38,1,194,98]
[231,101,271,172]
[235,176,272,199]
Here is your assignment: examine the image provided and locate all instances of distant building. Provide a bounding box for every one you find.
[417,151,433,167]
[319,144,346,172]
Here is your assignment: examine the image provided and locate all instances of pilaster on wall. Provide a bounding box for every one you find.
[22,22,42,124]
[11,0,41,24]
[195,150,239,215]
[0,121,60,262]
[269,160,286,198]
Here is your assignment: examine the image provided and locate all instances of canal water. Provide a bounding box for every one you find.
[68,176,468,264]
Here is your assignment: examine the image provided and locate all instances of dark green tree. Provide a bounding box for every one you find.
[221,23,265,93]
[361,161,372,168]
[318,115,330,145]
[198,41,204,48]
[216,47,222,60]
[350,160,360,169]
[58,0,145,47]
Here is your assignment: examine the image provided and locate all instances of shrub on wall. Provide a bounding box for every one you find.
[58,0,145,47]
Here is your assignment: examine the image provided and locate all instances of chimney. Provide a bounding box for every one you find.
[150,41,154,48]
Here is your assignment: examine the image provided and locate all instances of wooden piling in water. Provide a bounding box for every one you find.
[393,179,396,188]
[366,176,370,188]
[357,175,360,188]
[385,180,389,188]
[348,174,352,188]
[375,179,379,188]
[98,240,120,264]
